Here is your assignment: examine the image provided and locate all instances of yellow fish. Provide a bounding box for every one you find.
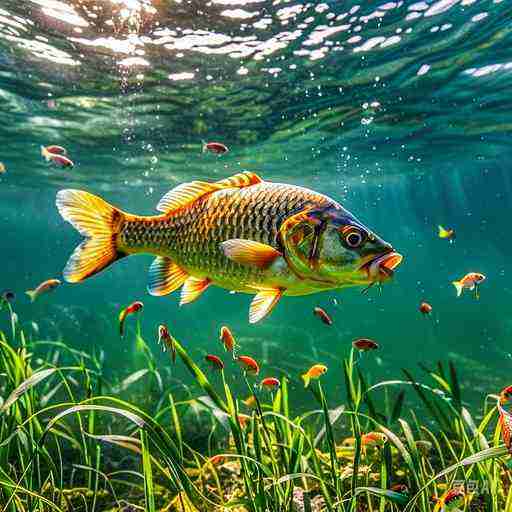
[438,225,455,241]
[301,364,328,388]
[56,172,402,323]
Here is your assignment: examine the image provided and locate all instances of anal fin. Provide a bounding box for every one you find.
[148,257,188,296]
[249,289,283,324]
[180,277,211,305]
[221,239,282,269]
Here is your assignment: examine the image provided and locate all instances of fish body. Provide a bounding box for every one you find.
[237,355,259,375]
[301,364,327,387]
[56,172,402,323]
[205,354,224,371]
[158,324,176,363]
[260,377,280,390]
[361,431,387,447]
[433,488,465,512]
[220,325,236,353]
[499,385,512,453]
[0,162,6,174]
[352,338,379,352]
[419,301,432,315]
[203,141,228,154]
[452,272,485,298]
[438,225,455,241]
[119,301,143,337]
[26,278,61,302]
[313,306,333,325]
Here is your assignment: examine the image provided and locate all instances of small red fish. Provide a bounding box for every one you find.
[237,355,260,376]
[158,324,176,363]
[202,141,229,155]
[419,301,432,315]
[361,431,387,447]
[390,483,409,494]
[219,325,236,353]
[26,278,61,302]
[118,301,143,337]
[205,354,224,371]
[352,338,379,352]
[452,272,486,298]
[433,488,465,511]
[260,377,280,390]
[208,454,225,466]
[313,306,333,325]
[45,145,67,156]
[49,154,74,169]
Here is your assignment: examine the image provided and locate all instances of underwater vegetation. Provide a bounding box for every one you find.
[1,301,511,512]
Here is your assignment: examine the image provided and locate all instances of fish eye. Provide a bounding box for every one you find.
[341,227,366,248]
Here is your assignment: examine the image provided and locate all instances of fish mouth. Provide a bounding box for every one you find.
[359,251,403,281]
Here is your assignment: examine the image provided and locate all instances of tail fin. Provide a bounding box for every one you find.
[301,373,310,388]
[56,189,126,283]
[452,280,463,297]
[41,146,51,162]
[25,290,37,303]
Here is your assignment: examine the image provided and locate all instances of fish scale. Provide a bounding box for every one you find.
[119,182,331,289]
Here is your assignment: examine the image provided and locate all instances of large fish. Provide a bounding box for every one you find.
[56,172,402,323]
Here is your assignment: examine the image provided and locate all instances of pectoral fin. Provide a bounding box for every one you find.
[148,257,188,296]
[249,288,283,324]
[221,239,282,269]
[180,277,211,305]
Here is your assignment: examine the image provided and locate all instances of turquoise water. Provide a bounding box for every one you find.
[1,0,512,406]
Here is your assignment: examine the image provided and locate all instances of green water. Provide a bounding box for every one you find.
[1,0,512,409]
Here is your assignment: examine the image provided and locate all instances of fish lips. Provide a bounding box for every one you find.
[359,251,403,281]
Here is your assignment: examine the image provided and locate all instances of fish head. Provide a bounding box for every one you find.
[281,204,402,287]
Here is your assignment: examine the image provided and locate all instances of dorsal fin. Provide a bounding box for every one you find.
[156,181,221,213]
[156,172,263,214]
[215,171,263,189]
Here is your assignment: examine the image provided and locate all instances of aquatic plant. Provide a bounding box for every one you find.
[0,306,510,511]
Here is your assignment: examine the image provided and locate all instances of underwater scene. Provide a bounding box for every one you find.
[2,0,512,510]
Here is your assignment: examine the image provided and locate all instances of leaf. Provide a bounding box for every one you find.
[390,390,405,423]
[1,368,57,412]
[355,486,409,505]
[112,368,149,393]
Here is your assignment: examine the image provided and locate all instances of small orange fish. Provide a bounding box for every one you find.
[208,454,225,466]
[438,225,455,242]
[237,413,251,429]
[352,338,379,352]
[260,377,280,390]
[419,301,432,315]
[237,355,259,375]
[361,431,387,447]
[219,325,236,353]
[313,307,333,325]
[202,141,229,154]
[452,272,485,298]
[118,301,143,337]
[26,278,61,302]
[158,324,176,363]
[433,488,465,512]
[205,354,224,371]
[0,162,6,175]
[499,385,512,453]
[301,364,327,388]
[242,395,257,408]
